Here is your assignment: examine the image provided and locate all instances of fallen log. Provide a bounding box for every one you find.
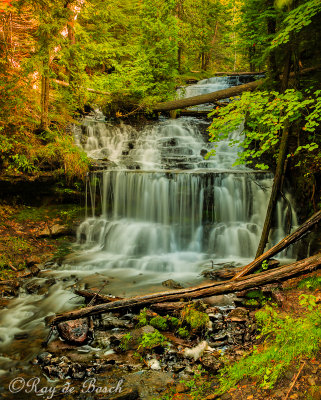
[212,71,265,76]
[75,289,123,303]
[48,253,321,325]
[154,67,317,112]
[233,209,321,280]
[153,79,262,112]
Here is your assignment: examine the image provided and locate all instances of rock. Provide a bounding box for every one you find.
[43,365,60,378]
[200,354,223,372]
[25,281,41,294]
[108,387,139,400]
[37,224,72,238]
[162,279,183,289]
[0,285,18,297]
[100,315,131,330]
[147,359,161,370]
[37,352,52,365]
[70,362,86,379]
[57,318,89,345]
[227,307,248,322]
[202,294,237,307]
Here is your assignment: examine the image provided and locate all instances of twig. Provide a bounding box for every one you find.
[284,361,306,400]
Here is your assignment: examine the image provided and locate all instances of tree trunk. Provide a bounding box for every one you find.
[48,253,321,325]
[153,79,263,111]
[255,120,290,258]
[255,49,292,257]
[40,72,50,130]
[234,209,321,280]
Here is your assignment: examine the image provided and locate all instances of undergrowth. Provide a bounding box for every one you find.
[217,300,321,393]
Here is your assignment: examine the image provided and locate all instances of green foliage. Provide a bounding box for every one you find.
[149,316,168,331]
[177,326,190,338]
[138,329,168,352]
[272,0,321,48]
[119,333,132,351]
[207,89,321,170]
[298,275,321,291]
[136,308,149,327]
[180,302,210,331]
[218,303,321,392]
[299,294,317,311]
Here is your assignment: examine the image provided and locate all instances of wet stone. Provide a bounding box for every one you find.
[57,318,89,345]
[227,307,248,322]
[37,352,52,365]
[162,279,183,289]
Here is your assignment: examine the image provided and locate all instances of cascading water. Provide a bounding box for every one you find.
[0,75,298,379]
[70,75,297,282]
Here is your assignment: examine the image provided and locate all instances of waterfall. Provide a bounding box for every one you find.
[70,75,297,279]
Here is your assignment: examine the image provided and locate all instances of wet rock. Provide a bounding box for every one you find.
[108,387,139,400]
[202,294,237,307]
[0,285,18,297]
[25,281,41,294]
[26,256,41,267]
[227,307,248,322]
[100,315,131,330]
[37,352,53,365]
[14,332,29,340]
[71,362,86,379]
[57,362,70,379]
[57,318,89,345]
[43,365,60,377]
[162,279,183,289]
[37,224,72,238]
[200,353,223,372]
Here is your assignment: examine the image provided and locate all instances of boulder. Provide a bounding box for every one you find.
[162,279,183,289]
[57,318,89,345]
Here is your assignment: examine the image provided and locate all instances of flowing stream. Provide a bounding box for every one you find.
[0,75,298,380]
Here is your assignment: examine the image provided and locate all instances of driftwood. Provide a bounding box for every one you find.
[49,253,321,325]
[233,209,321,280]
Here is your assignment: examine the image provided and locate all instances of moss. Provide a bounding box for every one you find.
[181,302,210,331]
[137,308,149,327]
[177,327,190,338]
[150,316,168,331]
[138,329,168,352]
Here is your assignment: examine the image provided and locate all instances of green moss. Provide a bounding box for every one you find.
[138,329,168,352]
[137,308,149,327]
[150,316,168,331]
[181,302,210,331]
[167,316,180,328]
[177,327,189,338]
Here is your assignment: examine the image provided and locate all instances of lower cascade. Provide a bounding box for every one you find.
[70,75,298,282]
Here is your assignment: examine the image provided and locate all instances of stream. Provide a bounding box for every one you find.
[0,75,298,393]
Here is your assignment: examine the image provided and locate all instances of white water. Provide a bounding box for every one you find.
[70,75,297,278]
[0,76,297,366]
